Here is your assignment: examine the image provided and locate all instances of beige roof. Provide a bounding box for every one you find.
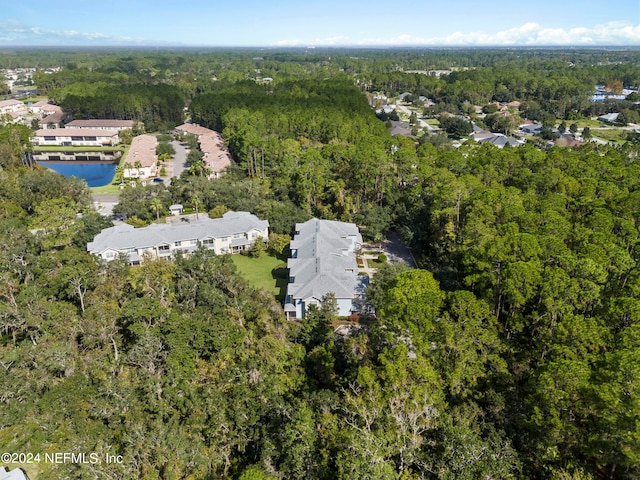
[200,131,232,174]
[128,134,158,167]
[0,99,22,108]
[176,124,231,174]
[40,112,64,124]
[34,128,119,137]
[175,123,212,136]
[66,119,134,128]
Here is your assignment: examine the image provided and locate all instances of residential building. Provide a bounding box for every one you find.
[87,211,269,265]
[65,119,136,132]
[123,134,158,180]
[174,123,232,178]
[0,99,24,115]
[29,100,62,116]
[520,123,543,135]
[31,150,122,162]
[472,128,525,148]
[597,112,620,123]
[39,111,65,129]
[284,219,367,319]
[32,128,120,147]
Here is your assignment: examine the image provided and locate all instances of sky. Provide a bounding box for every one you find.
[1,0,639,47]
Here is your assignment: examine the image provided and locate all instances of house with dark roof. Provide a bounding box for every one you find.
[284,219,367,319]
[87,211,269,265]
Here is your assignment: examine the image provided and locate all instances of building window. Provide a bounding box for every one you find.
[174,241,182,247]
[221,236,229,242]
[158,245,170,252]
[71,136,83,141]
[85,136,96,141]
[44,136,56,141]
[202,238,214,245]
[105,252,115,259]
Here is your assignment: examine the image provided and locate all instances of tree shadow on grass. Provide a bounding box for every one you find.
[272,266,289,303]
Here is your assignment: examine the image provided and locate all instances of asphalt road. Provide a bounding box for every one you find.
[171,140,188,179]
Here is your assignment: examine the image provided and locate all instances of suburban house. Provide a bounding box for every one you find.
[472,128,524,148]
[284,218,367,320]
[520,123,543,135]
[87,211,269,265]
[39,111,65,129]
[28,100,62,116]
[32,128,120,146]
[123,134,158,180]
[597,112,620,123]
[65,119,136,132]
[174,123,232,178]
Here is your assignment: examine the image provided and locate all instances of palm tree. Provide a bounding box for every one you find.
[124,162,133,180]
[115,165,124,184]
[134,160,143,179]
[150,197,163,223]
[192,193,201,220]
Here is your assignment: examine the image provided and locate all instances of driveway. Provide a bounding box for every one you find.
[92,193,119,218]
[360,231,418,271]
[171,140,188,179]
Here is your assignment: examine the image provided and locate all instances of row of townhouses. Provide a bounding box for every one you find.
[87,211,269,265]
[284,219,367,319]
[87,213,367,319]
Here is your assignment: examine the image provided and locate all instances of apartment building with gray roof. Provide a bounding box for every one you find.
[88,211,268,265]
[284,218,366,319]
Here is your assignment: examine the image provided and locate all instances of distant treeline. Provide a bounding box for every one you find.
[59,84,184,132]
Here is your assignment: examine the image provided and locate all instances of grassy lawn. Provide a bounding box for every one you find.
[591,128,628,141]
[90,183,122,194]
[231,254,288,302]
[572,119,603,128]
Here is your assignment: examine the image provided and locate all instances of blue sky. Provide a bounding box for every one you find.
[1,0,639,47]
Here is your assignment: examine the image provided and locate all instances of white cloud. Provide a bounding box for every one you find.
[0,20,142,45]
[276,21,640,47]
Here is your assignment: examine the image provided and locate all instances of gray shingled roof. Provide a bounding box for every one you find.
[88,211,268,254]
[287,218,363,304]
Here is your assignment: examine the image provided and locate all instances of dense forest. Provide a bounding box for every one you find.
[1,48,640,479]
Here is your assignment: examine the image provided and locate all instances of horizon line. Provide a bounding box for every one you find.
[2,44,640,50]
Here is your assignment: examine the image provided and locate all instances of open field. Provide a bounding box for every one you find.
[591,128,628,142]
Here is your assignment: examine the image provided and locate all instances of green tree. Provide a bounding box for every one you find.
[438,115,473,138]
[150,197,163,223]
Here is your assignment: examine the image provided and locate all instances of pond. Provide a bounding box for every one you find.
[38,161,117,187]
